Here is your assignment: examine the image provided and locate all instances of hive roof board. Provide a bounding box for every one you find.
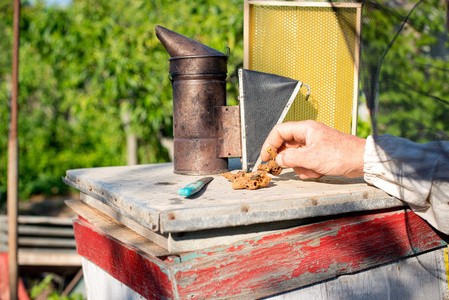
[64,160,404,235]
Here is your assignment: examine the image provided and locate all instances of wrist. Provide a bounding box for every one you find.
[346,136,366,178]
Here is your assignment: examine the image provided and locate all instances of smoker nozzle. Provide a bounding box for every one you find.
[155,25,226,58]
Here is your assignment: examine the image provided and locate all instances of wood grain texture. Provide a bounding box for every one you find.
[64,163,404,234]
[66,199,169,257]
[17,250,81,266]
[80,248,449,300]
[78,194,170,251]
[172,209,448,299]
[0,215,80,266]
[270,247,449,299]
[76,195,322,253]
[73,209,448,299]
[73,218,175,300]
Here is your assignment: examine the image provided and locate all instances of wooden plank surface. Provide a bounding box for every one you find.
[72,209,448,299]
[73,218,175,299]
[65,199,170,257]
[0,215,80,266]
[269,247,449,299]
[80,248,449,300]
[17,249,81,266]
[0,215,73,225]
[72,197,364,253]
[0,236,76,248]
[64,162,404,234]
[171,209,448,299]
[77,194,171,251]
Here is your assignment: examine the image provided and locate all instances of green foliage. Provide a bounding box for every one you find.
[0,0,244,202]
[357,118,372,139]
[30,274,53,298]
[30,274,83,300]
[361,0,449,142]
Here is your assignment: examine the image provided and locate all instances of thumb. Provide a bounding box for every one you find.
[275,147,310,169]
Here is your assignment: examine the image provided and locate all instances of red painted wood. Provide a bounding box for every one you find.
[74,209,448,299]
[173,209,448,299]
[73,219,175,299]
[0,253,31,300]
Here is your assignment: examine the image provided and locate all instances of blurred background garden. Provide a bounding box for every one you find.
[0,0,245,206]
[1,0,449,212]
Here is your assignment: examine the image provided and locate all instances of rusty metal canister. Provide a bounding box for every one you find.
[156,26,229,175]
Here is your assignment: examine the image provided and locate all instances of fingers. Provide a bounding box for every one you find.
[293,167,323,179]
[258,120,366,179]
[260,122,309,161]
[275,147,313,170]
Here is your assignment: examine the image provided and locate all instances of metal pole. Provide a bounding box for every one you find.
[8,0,20,298]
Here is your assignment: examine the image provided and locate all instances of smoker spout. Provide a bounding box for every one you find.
[155,25,226,58]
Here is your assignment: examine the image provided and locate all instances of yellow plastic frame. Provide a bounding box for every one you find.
[244,1,362,135]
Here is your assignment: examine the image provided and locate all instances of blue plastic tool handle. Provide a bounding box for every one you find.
[178,181,205,197]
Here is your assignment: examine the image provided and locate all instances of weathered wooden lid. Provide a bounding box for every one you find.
[63,161,403,234]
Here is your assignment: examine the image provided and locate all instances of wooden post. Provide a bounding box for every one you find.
[121,109,138,166]
[126,133,138,166]
[8,0,20,299]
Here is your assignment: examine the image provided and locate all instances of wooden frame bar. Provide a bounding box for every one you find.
[243,0,362,135]
[248,1,362,7]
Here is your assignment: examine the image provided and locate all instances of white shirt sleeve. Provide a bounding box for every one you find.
[364,134,449,235]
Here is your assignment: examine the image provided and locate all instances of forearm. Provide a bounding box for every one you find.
[363,134,449,234]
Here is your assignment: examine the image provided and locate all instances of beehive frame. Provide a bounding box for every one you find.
[244,1,362,135]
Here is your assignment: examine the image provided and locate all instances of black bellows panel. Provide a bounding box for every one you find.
[239,69,303,171]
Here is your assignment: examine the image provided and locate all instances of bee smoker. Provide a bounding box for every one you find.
[155,26,238,175]
[155,26,304,175]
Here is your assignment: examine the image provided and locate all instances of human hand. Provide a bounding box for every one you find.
[260,120,366,179]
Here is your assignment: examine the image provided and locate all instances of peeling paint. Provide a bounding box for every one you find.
[74,209,447,299]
